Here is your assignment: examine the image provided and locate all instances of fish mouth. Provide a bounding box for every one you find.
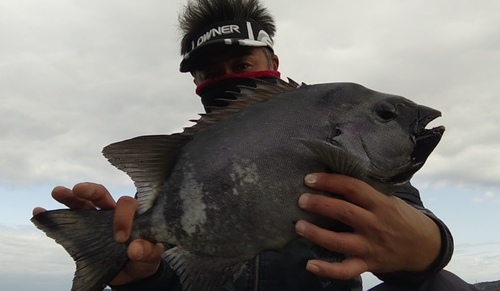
[413,105,445,166]
[388,105,445,185]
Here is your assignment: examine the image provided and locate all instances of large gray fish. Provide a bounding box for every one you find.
[31,79,445,291]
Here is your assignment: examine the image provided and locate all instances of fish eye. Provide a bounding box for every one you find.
[374,101,398,121]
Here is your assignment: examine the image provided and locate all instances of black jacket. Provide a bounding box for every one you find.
[111,183,453,291]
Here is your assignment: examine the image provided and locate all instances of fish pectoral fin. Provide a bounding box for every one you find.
[163,247,245,291]
[365,169,409,195]
[297,139,368,181]
[102,134,187,214]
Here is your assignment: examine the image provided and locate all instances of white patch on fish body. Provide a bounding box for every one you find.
[179,163,207,236]
[148,206,175,243]
[230,160,260,187]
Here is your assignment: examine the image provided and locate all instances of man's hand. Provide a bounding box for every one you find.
[295,173,441,280]
[32,183,163,285]
[110,195,164,285]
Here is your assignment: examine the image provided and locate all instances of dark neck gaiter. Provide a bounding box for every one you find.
[196,70,281,112]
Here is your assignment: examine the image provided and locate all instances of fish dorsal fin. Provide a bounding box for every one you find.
[184,78,300,135]
[163,247,245,291]
[102,134,187,214]
[297,139,368,181]
[230,77,300,107]
[182,78,299,135]
[102,78,301,214]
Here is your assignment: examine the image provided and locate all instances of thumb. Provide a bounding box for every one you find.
[127,240,164,263]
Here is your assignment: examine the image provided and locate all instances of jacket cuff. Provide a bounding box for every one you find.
[109,260,180,291]
[374,206,454,284]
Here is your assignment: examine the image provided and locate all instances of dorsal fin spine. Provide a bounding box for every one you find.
[102,78,301,214]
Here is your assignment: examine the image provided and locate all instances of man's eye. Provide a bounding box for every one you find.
[235,63,250,72]
[204,72,218,80]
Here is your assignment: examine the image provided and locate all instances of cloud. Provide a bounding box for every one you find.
[0,0,203,187]
[2,224,492,291]
[267,1,500,191]
[277,1,500,192]
[447,242,500,284]
[1,0,499,191]
[0,225,72,275]
[1,1,499,289]
[0,224,74,290]
[364,241,500,289]
[473,191,500,203]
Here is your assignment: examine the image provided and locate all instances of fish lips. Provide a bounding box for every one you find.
[388,106,445,185]
[413,105,445,166]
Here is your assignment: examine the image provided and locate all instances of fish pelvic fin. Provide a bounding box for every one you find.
[163,247,245,291]
[31,209,128,291]
[103,134,187,214]
[297,139,368,181]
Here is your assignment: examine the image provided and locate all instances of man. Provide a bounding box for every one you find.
[34,0,477,290]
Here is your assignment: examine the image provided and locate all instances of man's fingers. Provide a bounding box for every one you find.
[127,240,165,263]
[51,185,96,209]
[72,182,116,210]
[298,193,373,231]
[305,257,369,280]
[304,173,378,209]
[295,220,366,256]
[110,241,163,285]
[114,196,138,243]
[50,183,116,210]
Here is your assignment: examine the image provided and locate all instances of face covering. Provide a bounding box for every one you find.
[195,70,281,112]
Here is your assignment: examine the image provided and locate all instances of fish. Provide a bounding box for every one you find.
[31,79,445,291]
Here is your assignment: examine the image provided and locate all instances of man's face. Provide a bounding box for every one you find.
[192,47,279,86]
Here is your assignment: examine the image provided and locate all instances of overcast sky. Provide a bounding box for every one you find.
[1,0,499,290]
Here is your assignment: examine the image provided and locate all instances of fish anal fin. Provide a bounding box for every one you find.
[163,247,245,291]
[102,134,187,214]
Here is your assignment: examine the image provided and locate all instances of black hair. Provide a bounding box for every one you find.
[262,47,275,68]
[178,0,276,55]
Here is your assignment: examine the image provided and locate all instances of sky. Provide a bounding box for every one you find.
[1,0,499,290]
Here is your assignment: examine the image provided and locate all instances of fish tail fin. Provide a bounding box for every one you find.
[31,209,129,291]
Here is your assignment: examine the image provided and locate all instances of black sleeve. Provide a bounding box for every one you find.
[373,183,454,284]
[109,260,182,291]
